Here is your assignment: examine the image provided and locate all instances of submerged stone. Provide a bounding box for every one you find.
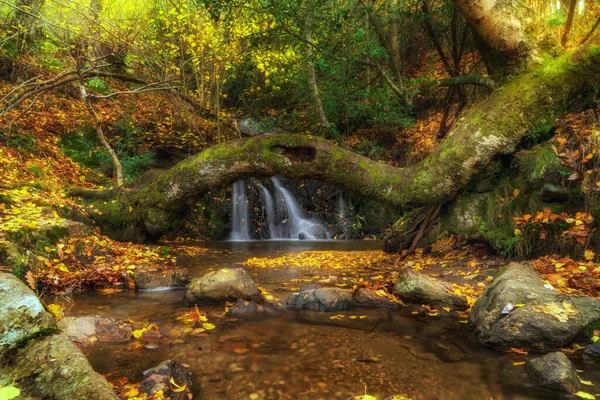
[285,287,354,312]
[353,288,400,309]
[184,268,262,304]
[393,269,466,308]
[527,352,580,394]
[140,360,193,400]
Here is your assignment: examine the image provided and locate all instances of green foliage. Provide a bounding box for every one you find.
[516,146,563,183]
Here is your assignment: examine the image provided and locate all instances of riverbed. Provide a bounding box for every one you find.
[53,241,594,399]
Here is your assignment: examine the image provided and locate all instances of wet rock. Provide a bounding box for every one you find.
[308,225,328,239]
[184,268,262,304]
[59,316,132,344]
[285,287,354,312]
[353,288,399,309]
[140,360,193,400]
[583,341,600,362]
[470,263,600,350]
[134,265,190,291]
[0,334,118,399]
[393,269,466,308]
[229,299,276,317]
[0,273,56,351]
[527,352,580,394]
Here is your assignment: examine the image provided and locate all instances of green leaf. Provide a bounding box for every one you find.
[0,386,21,400]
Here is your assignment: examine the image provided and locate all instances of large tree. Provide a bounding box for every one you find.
[71,1,600,242]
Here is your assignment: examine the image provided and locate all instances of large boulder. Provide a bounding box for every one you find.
[0,273,116,399]
[0,273,56,351]
[0,334,118,400]
[527,352,580,394]
[133,265,190,291]
[470,263,600,350]
[393,269,466,308]
[285,287,354,312]
[184,268,262,304]
[139,360,193,400]
[353,288,400,309]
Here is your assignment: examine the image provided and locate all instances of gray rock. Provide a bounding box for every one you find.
[583,341,600,362]
[0,273,116,399]
[0,333,117,399]
[442,192,490,241]
[59,316,132,344]
[470,263,600,350]
[353,288,400,309]
[285,287,354,312]
[184,268,262,304]
[393,269,466,308]
[229,299,273,317]
[527,352,580,394]
[134,265,190,291]
[0,273,56,351]
[140,360,193,400]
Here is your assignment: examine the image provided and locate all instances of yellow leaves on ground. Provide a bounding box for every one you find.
[575,391,596,399]
[531,302,579,322]
[169,377,187,393]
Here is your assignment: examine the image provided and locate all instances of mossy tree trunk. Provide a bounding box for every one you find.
[75,42,600,242]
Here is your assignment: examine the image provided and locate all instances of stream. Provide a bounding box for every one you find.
[52,241,594,400]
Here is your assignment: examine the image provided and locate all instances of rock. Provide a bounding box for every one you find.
[184,268,262,304]
[139,360,193,400]
[469,263,600,350]
[353,288,399,309]
[134,265,190,291]
[0,273,56,351]
[442,192,490,241]
[229,299,274,317]
[527,352,580,394]
[540,183,570,203]
[59,316,132,344]
[308,224,328,239]
[583,341,600,362]
[285,287,354,312]
[0,334,118,399]
[393,269,466,308]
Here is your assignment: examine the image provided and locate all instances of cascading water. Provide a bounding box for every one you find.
[228,180,251,241]
[228,177,330,241]
[271,177,329,240]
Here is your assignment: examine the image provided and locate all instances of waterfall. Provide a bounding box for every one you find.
[228,180,251,241]
[228,177,330,240]
[256,180,282,239]
[271,177,329,240]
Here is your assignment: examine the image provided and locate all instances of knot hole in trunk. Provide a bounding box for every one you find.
[270,145,316,163]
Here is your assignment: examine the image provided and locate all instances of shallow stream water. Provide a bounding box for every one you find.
[55,241,599,400]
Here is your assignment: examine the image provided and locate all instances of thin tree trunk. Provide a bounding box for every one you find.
[304,8,333,132]
[561,0,578,47]
[80,85,124,187]
[579,16,600,46]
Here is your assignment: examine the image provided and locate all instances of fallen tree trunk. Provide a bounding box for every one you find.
[78,43,600,242]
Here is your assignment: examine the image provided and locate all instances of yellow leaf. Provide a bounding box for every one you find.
[580,379,594,386]
[513,361,526,366]
[78,175,85,182]
[47,304,63,320]
[442,307,451,313]
[513,189,520,198]
[132,329,145,339]
[585,249,595,261]
[202,322,215,330]
[592,336,599,343]
[575,391,596,399]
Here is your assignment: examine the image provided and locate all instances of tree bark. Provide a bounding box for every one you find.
[561,0,578,47]
[76,43,600,242]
